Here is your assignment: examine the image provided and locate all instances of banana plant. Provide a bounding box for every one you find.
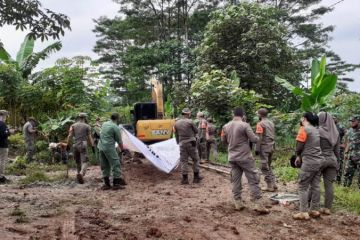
[275,55,338,112]
[0,34,62,79]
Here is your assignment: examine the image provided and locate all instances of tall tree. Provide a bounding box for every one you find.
[253,0,359,86]
[93,0,223,106]
[195,2,302,109]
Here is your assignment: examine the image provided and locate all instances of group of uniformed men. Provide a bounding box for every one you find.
[0,107,359,210]
[65,112,126,190]
[174,106,360,213]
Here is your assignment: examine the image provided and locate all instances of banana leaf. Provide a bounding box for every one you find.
[0,46,11,63]
[301,95,315,112]
[315,74,337,100]
[16,35,35,67]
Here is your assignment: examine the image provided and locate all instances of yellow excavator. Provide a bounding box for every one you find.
[131,77,175,143]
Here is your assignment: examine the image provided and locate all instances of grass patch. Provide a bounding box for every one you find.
[6,156,67,176]
[19,168,69,185]
[10,206,29,223]
[333,185,360,214]
[214,152,229,165]
[274,166,298,182]
[19,170,51,185]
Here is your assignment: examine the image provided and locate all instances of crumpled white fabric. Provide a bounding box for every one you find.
[120,128,180,174]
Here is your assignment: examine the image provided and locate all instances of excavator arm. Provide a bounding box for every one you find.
[151,77,164,119]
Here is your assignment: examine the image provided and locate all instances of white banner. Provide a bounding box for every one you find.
[120,128,180,174]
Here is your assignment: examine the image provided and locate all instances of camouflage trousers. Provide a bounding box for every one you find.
[197,138,207,160]
[180,141,200,175]
[74,141,89,176]
[343,159,360,188]
[25,140,35,163]
[336,147,345,183]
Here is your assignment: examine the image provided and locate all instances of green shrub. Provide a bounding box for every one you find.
[35,150,51,163]
[8,133,25,147]
[215,152,229,165]
[6,156,28,175]
[274,166,298,182]
[19,170,50,185]
[36,140,49,152]
[8,133,25,155]
[333,185,360,214]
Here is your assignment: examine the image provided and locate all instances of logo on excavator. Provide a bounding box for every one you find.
[151,129,169,136]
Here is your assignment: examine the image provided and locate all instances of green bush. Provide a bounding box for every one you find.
[333,185,360,214]
[36,140,49,152]
[8,133,25,146]
[274,166,298,182]
[6,156,28,175]
[19,170,50,185]
[35,150,51,163]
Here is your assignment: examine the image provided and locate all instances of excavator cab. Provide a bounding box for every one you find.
[131,77,175,143]
[133,102,157,121]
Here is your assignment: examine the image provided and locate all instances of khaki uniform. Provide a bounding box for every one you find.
[23,121,36,162]
[255,118,276,184]
[320,137,339,209]
[197,118,207,160]
[70,122,91,176]
[174,118,200,175]
[222,119,261,201]
[296,126,324,212]
[206,123,218,161]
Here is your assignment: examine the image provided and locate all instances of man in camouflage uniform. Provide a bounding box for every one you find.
[333,115,346,184]
[174,108,203,184]
[196,112,208,163]
[23,117,37,163]
[255,108,277,192]
[343,116,360,188]
[93,117,102,163]
[206,118,218,162]
[67,113,94,184]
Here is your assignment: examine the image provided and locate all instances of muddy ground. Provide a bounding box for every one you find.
[0,160,359,240]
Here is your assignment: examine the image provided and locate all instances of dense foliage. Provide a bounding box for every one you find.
[195,3,301,109]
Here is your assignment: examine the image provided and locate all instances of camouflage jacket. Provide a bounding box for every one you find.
[346,127,360,161]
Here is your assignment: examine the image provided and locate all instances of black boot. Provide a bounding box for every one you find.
[76,173,84,184]
[193,172,203,183]
[181,175,189,185]
[101,177,111,190]
[119,177,127,186]
[112,178,125,190]
[0,176,10,184]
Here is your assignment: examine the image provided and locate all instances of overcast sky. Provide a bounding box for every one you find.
[0,0,359,90]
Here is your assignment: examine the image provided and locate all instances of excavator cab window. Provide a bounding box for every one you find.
[133,102,157,121]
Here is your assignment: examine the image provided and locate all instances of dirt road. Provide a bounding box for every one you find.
[0,160,359,240]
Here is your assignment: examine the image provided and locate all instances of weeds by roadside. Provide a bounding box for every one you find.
[10,206,29,223]
[332,185,360,214]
